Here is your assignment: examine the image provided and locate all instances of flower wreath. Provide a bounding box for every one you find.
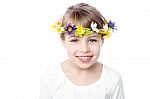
[51,19,117,38]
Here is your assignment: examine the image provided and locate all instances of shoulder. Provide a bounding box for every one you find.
[103,65,121,79]
[41,65,64,88]
[102,65,122,88]
[101,65,124,98]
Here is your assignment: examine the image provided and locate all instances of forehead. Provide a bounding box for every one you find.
[66,33,101,38]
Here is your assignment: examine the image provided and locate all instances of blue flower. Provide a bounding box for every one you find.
[66,23,77,35]
[108,20,117,32]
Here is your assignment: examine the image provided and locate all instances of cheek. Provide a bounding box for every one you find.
[66,45,77,56]
[90,45,101,53]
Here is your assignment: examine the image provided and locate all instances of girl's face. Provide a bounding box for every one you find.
[62,33,103,69]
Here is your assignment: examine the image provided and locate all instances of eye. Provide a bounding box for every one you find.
[89,39,97,42]
[70,39,79,42]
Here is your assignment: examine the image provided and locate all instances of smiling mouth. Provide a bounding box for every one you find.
[76,55,93,62]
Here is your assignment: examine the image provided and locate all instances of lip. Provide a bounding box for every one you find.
[76,55,93,62]
[76,55,93,57]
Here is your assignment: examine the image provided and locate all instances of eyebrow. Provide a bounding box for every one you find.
[68,35,99,38]
[89,36,99,38]
[69,35,79,38]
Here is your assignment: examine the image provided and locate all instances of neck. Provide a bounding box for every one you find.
[61,59,103,86]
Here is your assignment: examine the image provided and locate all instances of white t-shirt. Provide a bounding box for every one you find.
[39,64,124,99]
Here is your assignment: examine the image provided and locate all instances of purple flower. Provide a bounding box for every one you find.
[108,21,117,31]
[66,23,77,35]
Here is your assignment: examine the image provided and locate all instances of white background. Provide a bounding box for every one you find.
[0,0,150,99]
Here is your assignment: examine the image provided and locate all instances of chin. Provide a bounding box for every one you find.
[78,64,93,69]
[74,60,97,69]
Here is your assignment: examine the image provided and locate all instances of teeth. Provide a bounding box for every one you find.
[77,56,92,61]
[78,56,90,60]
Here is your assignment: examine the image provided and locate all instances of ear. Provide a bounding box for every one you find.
[101,38,104,47]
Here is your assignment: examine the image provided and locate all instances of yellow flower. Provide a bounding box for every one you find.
[103,31,111,38]
[56,22,61,26]
[51,24,57,30]
[57,28,61,33]
[99,27,112,38]
[105,19,110,24]
[75,25,85,37]
[51,22,62,33]
[84,28,93,36]
[99,29,107,34]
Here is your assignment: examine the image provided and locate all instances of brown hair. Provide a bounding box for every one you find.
[61,3,105,40]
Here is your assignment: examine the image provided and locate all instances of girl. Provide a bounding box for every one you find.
[39,3,124,99]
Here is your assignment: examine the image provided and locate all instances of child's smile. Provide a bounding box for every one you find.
[62,33,103,69]
[76,55,93,62]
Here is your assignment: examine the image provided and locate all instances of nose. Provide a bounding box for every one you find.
[80,41,90,53]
